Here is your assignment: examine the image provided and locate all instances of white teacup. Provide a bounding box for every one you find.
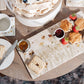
[0,14,11,33]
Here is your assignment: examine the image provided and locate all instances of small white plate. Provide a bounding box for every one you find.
[0,39,15,70]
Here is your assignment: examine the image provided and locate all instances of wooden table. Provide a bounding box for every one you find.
[0,0,84,81]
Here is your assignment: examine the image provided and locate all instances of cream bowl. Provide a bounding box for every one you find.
[5,0,62,27]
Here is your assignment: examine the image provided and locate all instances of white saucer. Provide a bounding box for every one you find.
[0,39,15,70]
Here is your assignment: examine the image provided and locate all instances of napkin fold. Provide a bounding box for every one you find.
[66,0,84,7]
[0,0,6,10]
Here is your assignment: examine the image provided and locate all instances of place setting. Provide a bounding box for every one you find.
[0,0,84,81]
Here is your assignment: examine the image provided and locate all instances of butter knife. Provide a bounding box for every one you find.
[0,40,18,66]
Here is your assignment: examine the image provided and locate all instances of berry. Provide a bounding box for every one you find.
[72,26,79,33]
[69,13,77,21]
[61,37,69,45]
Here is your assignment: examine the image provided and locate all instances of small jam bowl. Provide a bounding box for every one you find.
[53,28,65,40]
[17,39,30,52]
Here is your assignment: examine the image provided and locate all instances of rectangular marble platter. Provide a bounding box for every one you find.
[19,11,84,79]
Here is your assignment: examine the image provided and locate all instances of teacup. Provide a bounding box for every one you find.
[0,14,11,33]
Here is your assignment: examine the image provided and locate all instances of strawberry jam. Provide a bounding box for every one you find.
[54,29,64,38]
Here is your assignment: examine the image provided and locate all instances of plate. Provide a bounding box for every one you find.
[0,39,15,70]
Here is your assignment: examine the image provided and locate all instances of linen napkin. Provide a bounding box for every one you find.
[0,0,6,10]
[0,17,15,36]
[66,0,84,7]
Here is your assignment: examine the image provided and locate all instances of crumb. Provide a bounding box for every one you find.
[51,41,53,44]
[24,53,26,55]
[67,45,69,48]
[51,28,53,30]
[39,42,44,46]
[47,45,49,47]
[45,62,48,68]
[32,42,34,44]
[29,50,34,55]
[36,63,39,66]
[41,36,45,39]
[46,62,48,65]
[45,66,47,68]
[58,44,61,47]
[48,34,52,37]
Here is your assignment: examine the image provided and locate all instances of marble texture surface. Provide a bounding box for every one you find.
[0,63,84,84]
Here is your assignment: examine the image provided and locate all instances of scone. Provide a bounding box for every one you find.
[69,32,82,44]
[28,56,46,74]
[60,19,72,32]
[0,45,5,60]
[75,18,84,31]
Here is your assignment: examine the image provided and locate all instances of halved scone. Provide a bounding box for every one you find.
[28,56,46,74]
[69,32,82,44]
[0,45,5,60]
[75,18,84,31]
[60,19,72,32]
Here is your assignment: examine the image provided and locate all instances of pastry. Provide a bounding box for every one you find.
[75,18,84,31]
[60,19,72,32]
[0,45,5,60]
[69,32,82,44]
[28,56,46,74]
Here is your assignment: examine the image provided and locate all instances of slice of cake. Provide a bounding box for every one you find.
[28,56,46,74]
[0,45,5,60]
